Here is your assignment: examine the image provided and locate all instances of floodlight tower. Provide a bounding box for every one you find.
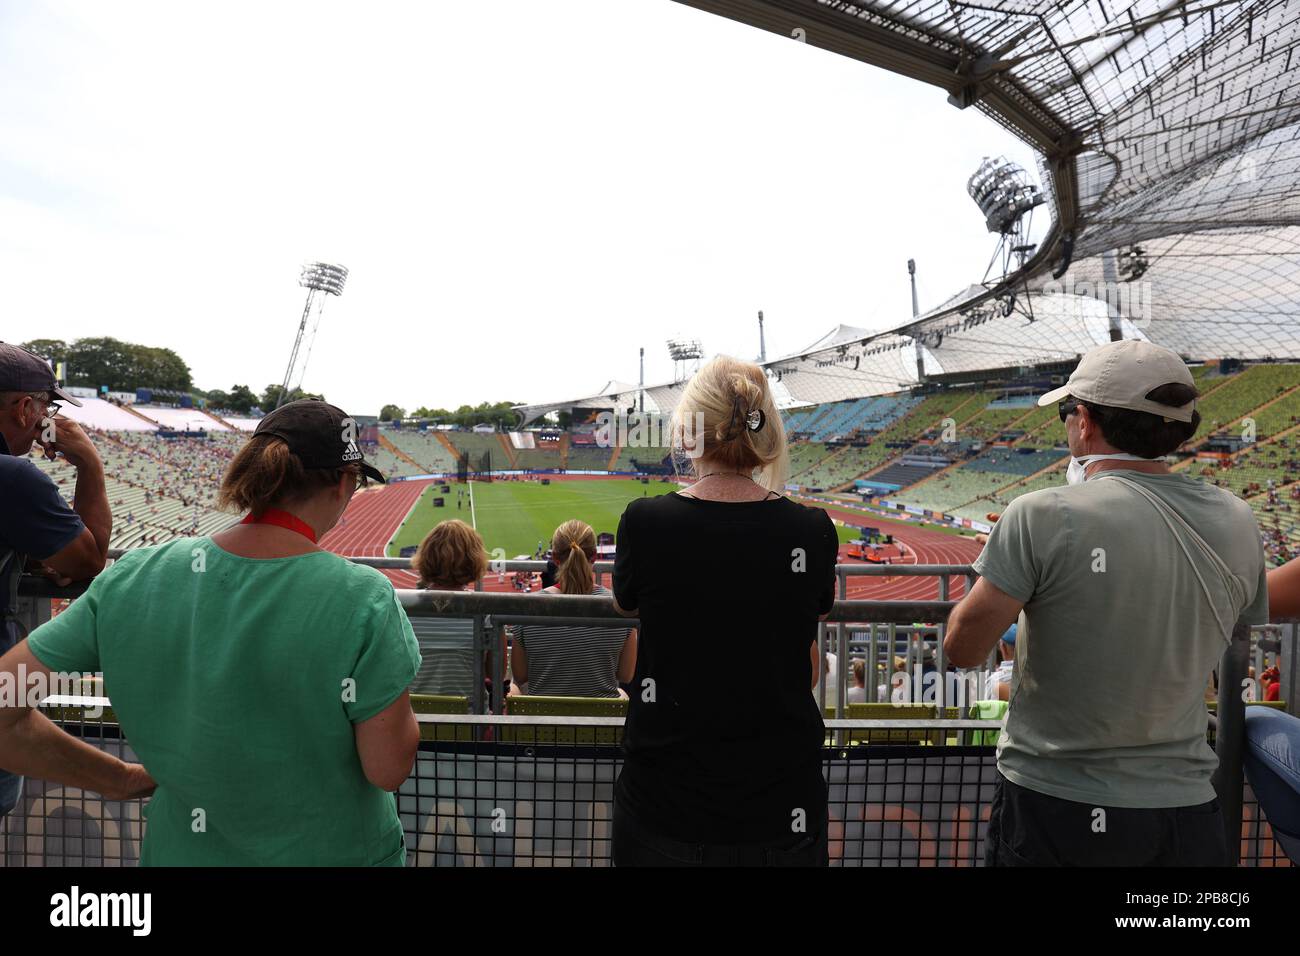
[967,157,1044,284]
[666,339,703,382]
[277,262,349,409]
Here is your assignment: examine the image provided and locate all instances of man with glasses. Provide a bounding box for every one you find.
[0,343,112,817]
[943,339,1268,866]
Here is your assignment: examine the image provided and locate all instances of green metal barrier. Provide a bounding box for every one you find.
[501,694,626,745]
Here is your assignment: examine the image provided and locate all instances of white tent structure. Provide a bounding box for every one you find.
[673,0,1300,405]
[518,1,1300,418]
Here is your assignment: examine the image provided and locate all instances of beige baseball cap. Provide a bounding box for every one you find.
[1037,340,1196,423]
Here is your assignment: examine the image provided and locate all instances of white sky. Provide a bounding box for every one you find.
[0,0,1043,415]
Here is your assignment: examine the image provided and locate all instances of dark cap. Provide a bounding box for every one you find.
[253,400,385,484]
[0,343,84,407]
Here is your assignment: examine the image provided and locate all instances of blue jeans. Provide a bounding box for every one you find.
[0,772,21,818]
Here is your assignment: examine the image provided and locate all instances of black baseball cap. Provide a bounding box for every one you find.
[253,400,385,484]
[0,342,84,407]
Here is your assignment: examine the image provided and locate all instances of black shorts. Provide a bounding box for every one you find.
[984,772,1227,867]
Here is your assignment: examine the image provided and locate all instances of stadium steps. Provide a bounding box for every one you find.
[379,433,424,471]
[432,430,462,464]
[119,404,167,428]
[606,443,622,471]
[1217,382,1300,441]
[558,432,570,469]
[1173,420,1300,473]
[496,433,518,469]
[952,454,1069,517]
[790,443,850,482]
[202,409,237,430]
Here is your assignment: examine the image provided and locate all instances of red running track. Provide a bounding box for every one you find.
[319,477,983,598]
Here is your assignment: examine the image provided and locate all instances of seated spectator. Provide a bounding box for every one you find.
[846,659,867,704]
[879,655,907,701]
[811,648,838,704]
[0,400,420,865]
[409,519,503,698]
[510,520,635,698]
[984,624,1017,702]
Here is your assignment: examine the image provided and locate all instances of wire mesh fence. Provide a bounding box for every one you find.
[0,711,1289,867]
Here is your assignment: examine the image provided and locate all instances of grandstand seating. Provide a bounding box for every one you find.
[133,405,231,431]
[385,430,461,474]
[904,468,1023,514]
[566,445,614,470]
[1193,364,1300,436]
[866,460,949,489]
[513,444,564,470]
[963,448,1065,476]
[27,430,241,548]
[368,443,423,480]
[792,445,885,490]
[610,445,670,472]
[444,432,509,466]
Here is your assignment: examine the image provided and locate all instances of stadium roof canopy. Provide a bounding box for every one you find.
[514,380,650,426]
[672,0,1300,406]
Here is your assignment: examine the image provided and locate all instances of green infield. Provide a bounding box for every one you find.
[386,478,680,557]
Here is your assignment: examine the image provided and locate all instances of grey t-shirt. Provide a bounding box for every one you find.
[972,469,1268,808]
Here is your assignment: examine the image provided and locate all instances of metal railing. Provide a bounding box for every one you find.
[12,556,1298,867]
[0,708,1290,867]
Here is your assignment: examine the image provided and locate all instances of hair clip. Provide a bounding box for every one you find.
[746,409,765,432]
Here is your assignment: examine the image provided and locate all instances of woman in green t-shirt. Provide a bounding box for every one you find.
[0,401,422,865]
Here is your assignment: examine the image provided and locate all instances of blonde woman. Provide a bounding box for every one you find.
[511,519,636,698]
[611,355,838,867]
[410,519,505,698]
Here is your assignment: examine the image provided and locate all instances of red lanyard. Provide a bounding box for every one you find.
[240,508,318,543]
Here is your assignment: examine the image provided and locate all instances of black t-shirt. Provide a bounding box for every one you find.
[612,491,839,844]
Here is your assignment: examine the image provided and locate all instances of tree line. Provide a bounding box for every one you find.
[379,400,522,430]
[21,338,321,415]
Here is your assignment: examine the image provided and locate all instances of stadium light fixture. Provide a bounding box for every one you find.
[666,339,703,382]
[967,156,1045,296]
[277,262,349,409]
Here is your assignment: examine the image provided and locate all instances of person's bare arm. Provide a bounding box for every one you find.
[616,630,637,684]
[353,691,419,792]
[0,641,153,800]
[1268,557,1300,620]
[510,633,528,686]
[38,418,110,580]
[944,578,1025,669]
[809,641,820,691]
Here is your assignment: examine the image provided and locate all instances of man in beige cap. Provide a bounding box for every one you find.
[943,339,1268,866]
